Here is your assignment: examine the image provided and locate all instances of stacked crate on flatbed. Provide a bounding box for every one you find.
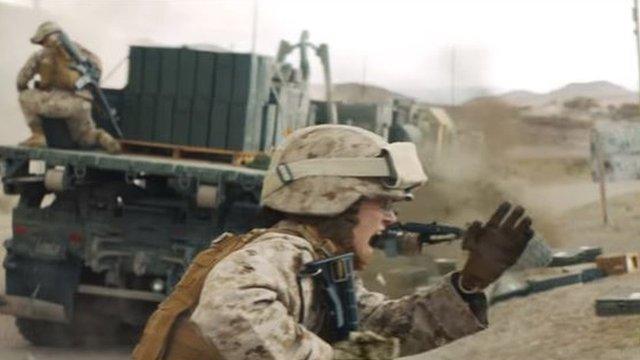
[120,46,273,152]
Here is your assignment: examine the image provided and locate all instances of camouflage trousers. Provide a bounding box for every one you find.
[19,88,103,147]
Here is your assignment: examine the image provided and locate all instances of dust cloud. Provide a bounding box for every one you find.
[397,99,582,254]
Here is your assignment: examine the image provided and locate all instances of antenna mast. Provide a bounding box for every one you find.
[634,0,640,114]
[450,46,456,106]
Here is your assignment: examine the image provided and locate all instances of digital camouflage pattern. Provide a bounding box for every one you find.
[30,21,62,44]
[190,220,487,360]
[16,38,120,153]
[18,89,120,153]
[261,125,417,216]
[16,41,102,92]
[332,331,399,360]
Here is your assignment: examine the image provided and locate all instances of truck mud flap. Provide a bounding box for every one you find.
[0,294,68,323]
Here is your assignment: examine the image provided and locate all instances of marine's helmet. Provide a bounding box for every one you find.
[31,21,62,44]
[261,124,428,216]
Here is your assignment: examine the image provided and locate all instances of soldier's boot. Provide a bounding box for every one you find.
[19,122,47,148]
[96,130,121,154]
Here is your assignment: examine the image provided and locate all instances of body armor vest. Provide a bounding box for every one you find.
[37,48,79,91]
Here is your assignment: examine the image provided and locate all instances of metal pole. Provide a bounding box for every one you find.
[251,0,258,54]
[594,131,610,225]
[362,55,367,101]
[634,0,640,115]
[450,46,456,106]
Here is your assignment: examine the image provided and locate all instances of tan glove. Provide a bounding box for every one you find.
[333,331,400,360]
[460,202,534,291]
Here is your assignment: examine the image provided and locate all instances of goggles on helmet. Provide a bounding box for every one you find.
[272,142,427,192]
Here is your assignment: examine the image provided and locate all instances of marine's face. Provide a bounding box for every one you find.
[40,33,60,48]
[351,198,397,269]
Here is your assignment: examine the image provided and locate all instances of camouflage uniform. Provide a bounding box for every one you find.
[188,125,486,360]
[16,22,120,153]
[191,220,487,359]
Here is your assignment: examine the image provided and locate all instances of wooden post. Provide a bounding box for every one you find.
[633,0,640,115]
[594,131,609,225]
[435,124,445,160]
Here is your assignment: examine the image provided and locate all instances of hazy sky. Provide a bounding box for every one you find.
[3,0,639,102]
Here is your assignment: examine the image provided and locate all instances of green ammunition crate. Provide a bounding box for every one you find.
[138,95,156,141]
[172,97,192,145]
[120,45,274,151]
[121,93,141,139]
[159,48,179,96]
[177,48,197,97]
[194,52,215,98]
[208,102,229,148]
[214,53,234,102]
[142,48,161,94]
[232,53,257,103]
[153,96,174,143]
[190,97,212,147]
[127,47,144,94]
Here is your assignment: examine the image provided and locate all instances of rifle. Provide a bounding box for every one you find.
[58,31,123,138]
[371,222,464,257]
[298,253,358,342]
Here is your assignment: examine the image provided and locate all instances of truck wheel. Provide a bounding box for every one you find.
[16,318,76,347]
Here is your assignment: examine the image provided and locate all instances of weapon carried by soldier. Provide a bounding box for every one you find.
[371,221,464,257]
[57,30,124,139]
[299,253,359,342]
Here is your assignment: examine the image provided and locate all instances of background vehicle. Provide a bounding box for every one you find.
[0,32,422,346]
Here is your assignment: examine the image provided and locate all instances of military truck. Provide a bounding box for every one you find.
[0,31,428,346]
[0,31,336,346]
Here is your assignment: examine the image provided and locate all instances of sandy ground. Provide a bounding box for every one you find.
[404,189,640,360]
[412,273,640,360]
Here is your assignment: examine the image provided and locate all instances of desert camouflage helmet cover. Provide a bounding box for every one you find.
[261,124,428,216]
[31,21,62,44]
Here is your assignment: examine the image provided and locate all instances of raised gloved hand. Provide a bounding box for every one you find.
[333,331,399,360]
[460,202,534,291]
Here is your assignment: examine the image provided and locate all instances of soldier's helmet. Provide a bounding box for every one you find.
[261,124,428,216]
[31,21,62,44]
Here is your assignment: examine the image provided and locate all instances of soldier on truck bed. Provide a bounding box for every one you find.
[16,21,121,153]
[133,124,535,360]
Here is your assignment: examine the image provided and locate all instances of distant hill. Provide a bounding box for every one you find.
[498,81,637,107]
[310,82,412,103]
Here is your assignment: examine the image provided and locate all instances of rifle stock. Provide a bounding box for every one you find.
[58,31,123,138]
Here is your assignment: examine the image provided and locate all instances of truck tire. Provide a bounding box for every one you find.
[16,298,140,347]
[16,318,76,347]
